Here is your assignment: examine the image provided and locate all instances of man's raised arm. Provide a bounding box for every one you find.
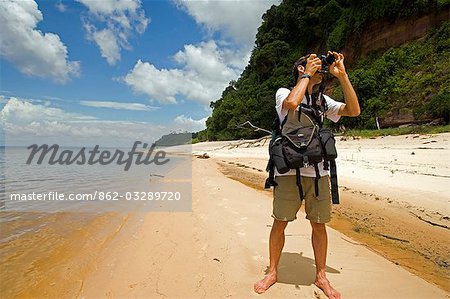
[328,51,360,117]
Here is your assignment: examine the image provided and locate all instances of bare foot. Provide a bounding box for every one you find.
[254,272,277,294]
[314,277,341,299]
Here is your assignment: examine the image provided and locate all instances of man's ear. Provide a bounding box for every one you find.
[297,65,305,73]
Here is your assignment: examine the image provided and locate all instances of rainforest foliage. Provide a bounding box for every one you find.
[196,0,450,141]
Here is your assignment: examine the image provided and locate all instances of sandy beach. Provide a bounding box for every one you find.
[2,133,449,298]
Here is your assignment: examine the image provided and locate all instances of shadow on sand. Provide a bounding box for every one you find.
[265,252,340,286]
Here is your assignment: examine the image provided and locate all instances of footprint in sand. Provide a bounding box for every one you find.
[237,231,246,236]
[240,217,248,220]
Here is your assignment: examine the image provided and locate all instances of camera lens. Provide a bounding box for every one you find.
[325,54,335,65]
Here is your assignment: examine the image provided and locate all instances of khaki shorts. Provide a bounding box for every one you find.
[272,175,332,223]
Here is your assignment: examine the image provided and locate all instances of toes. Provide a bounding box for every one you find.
[253,282,263,294]
[330,287,341,299]
[315,279,341,299]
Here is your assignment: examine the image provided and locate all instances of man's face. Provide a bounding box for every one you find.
[297,65,322,85]
[311,72,323,85]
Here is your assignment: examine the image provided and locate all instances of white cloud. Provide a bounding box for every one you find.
[0,97,189,146]
[121,1,278,107]
[174,42,238,81]
[78,0,149,65]
[55,1,67,12]
[80,100,159,111]
[175,0,280,48]
[0,0,80,83]
[88,27,121,65]
[41,95,67,102]
[123,40,242,105]
[174,115,207,132]
[1,97,96,124]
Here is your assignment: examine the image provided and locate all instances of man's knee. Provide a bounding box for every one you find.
[272,219,288,233]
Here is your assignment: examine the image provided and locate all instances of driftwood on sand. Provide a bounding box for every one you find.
[213,136,270,150]
[213,121,271,150]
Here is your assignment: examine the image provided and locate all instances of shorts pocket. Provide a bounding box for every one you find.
[317,176,332,201]
[274,176,299,202]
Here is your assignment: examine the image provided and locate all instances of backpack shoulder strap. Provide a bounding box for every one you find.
[280,114,288,131]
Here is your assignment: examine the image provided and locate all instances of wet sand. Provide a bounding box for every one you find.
[0,211,132,298]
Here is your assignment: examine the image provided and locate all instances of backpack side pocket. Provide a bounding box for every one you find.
[319,128,337,160]
[271,137,290,174]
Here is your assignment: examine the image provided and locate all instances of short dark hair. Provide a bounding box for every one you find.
[292,54,309,83]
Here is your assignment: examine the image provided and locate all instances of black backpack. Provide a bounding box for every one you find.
[264,86,340,204]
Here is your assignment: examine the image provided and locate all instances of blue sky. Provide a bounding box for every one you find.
[0,0,279,146]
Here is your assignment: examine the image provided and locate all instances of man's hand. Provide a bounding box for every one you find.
[329,51,347,79]
[304,54,321,77]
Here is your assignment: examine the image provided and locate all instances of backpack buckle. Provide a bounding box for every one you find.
[303,156,309,168]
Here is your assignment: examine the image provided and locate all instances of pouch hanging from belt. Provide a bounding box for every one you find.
[329,160,339,204]
[295,168,304,200]
[264,159,278,189]
[313,162,321,197]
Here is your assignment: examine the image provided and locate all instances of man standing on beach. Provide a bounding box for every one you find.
[254,52,360,299]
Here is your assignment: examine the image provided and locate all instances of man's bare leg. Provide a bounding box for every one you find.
[310,221,341,299]
[254,219,288,294]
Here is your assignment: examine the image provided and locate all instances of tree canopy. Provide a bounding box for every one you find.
[196,0,450,141]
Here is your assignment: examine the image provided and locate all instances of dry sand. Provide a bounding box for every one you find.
[8,133,448,298]
[74,133,449,298]
[192,133,450,292]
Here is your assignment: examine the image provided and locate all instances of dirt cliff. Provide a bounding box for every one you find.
[344,7,449,64]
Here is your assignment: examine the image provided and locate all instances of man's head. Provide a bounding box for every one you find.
[292,54,323,86]
[292,55,308,83]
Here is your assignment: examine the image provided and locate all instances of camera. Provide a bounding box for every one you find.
[318,53,335,73]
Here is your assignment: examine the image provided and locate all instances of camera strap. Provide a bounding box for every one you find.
[305,79,327,128]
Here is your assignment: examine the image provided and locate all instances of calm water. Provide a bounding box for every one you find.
[0,146,192,297]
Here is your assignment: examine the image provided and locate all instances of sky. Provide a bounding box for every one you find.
[0,0,279,146]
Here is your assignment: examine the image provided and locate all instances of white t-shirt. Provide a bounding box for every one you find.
[274,87,344,177]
